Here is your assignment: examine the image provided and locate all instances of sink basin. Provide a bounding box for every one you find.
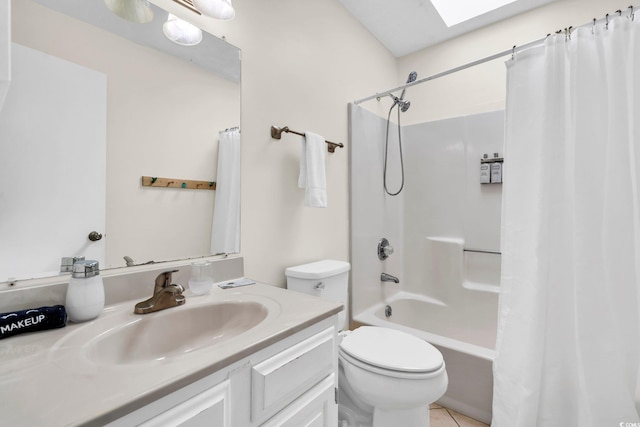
[84,301,269,365]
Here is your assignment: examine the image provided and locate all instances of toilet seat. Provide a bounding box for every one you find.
[339,326,444,378]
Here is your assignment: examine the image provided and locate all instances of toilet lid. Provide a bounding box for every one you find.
[340,326,443,373]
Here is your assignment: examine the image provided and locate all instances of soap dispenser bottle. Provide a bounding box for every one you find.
[65,260,105,323]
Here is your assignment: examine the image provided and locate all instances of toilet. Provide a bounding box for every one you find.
[285,260,448,427]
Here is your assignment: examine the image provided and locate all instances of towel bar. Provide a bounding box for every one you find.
[270,125,344,153]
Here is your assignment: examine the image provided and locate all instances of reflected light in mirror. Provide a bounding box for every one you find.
[163,13,203,46]
[104,0,154,24]
[193,0,235,21]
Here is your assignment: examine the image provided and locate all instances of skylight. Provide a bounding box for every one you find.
[431,0,518,27]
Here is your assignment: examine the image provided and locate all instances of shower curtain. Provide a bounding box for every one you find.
[210,128,240,254]
[493,16,640,427]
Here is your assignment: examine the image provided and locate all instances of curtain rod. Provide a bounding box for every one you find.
[353,5,637,105]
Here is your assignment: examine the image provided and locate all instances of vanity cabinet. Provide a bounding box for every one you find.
[107,317,338,427]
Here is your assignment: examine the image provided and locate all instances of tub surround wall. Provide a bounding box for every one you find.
[349,103,405,317]
[402,111,503,301]
[350,107,503,318]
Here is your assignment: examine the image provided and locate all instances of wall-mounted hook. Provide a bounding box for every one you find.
[141,176,217,191]
[88,231,103,241]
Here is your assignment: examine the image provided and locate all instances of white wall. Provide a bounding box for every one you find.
[15,0,613,288]
[161,0,617,287]
[397,0,615,124]
[153,0,400,286]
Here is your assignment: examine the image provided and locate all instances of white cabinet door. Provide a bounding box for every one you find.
[260,375,337,427]
[140,379,231,427]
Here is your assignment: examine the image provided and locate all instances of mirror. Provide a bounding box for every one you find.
[1,0,241,283]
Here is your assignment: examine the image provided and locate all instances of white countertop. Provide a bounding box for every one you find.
[0,282,342,426]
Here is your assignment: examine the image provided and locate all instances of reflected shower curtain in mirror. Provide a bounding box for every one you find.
[493,17,640,427]
[210,128,240,254]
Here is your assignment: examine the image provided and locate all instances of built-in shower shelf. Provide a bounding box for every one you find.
[141,176,216,190]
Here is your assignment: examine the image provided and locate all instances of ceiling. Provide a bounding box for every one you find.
[337,0,558,57]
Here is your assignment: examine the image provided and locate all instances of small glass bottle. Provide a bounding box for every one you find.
[65,260,105,323]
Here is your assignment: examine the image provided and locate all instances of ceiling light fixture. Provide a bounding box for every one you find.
[192,0,235,21]
[163,14,203,46]
[104,0,154,24]
[431,0,517,27]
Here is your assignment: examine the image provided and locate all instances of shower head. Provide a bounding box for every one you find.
[399,71,417,101]
[389,71,416,112]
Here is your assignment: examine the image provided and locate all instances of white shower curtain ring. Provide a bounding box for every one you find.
[629,5,635,21]
[606,13,609,30]
[512,45,517,60]
[592,18,596,34]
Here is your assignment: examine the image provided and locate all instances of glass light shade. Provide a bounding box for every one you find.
[104,0,154,24]
[193,0,235,21]
[163,14,203,46]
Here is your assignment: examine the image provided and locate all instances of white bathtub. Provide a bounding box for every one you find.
[354,290,497,425]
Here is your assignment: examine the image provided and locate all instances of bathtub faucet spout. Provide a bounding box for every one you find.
[381,273,399,283]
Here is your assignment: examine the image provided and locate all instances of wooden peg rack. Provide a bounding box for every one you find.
[141,176,217,191]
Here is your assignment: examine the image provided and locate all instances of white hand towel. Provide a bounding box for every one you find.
[298,131,327,208]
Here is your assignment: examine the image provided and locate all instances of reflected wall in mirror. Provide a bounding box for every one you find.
[1,0,241,282]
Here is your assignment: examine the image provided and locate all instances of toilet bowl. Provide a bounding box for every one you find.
[338,326,447,427]
[285,260,448,427]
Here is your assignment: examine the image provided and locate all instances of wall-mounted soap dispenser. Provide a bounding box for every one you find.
[480,152,504,184]
[480,154,491,183]
[65,260,104,323]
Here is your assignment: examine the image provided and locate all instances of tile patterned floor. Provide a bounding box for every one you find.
[429,404,489,427]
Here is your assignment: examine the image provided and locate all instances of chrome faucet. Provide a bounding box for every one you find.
[134,270,186,314]
[380,273,399,283]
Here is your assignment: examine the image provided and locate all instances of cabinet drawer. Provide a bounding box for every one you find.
[252,327,335,422]
[260,374,337,427]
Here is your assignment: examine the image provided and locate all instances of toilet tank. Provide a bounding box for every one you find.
[285,260,350,330]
